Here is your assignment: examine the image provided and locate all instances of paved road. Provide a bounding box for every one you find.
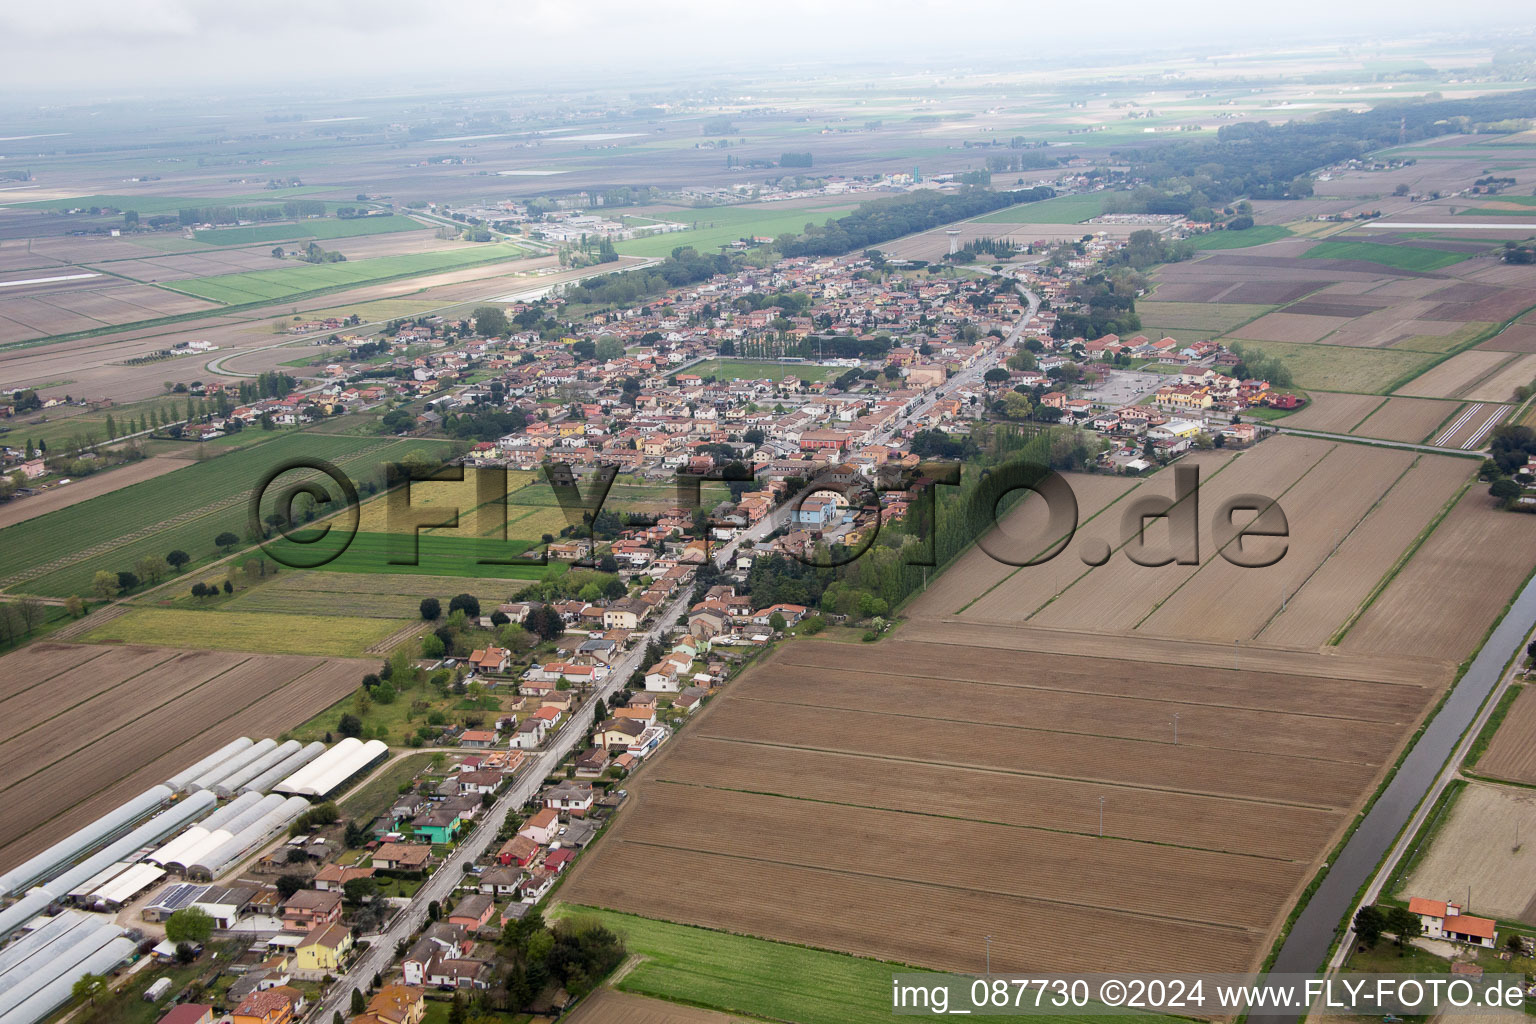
[311,515,776,1019]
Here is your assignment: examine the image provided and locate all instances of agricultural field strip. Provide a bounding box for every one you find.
[1340,486,1536,660]
[0,649,328,794]
[0,641,105,702]
[893,618,1448,685]
[729,672,1407,766]
[614,785,1297,930]
[768,641,1436,715]
[1024,439,1328,630]
[654,739,1339,862]
[697,698,1377,810]
[950,475,1145,617]
[1474,688,1536,784]
[0,654,363,868]
[0,644,179,745]
[1134,444,1419,641]
[1258,455,1473,647]
[0,435,454,591]
[564,847,1266,976]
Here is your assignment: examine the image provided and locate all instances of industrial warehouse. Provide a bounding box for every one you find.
[0,735,387,1024]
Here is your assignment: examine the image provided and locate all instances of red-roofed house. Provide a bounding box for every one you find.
[1409,896,1498,948]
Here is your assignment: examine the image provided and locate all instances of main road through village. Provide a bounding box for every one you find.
[309,279,1037,1018]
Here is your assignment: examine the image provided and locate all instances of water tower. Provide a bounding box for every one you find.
[947,229,962,255]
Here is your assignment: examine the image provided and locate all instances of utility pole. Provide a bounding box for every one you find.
[986,935,992,977]
[1172,712,1180,745]
[1098,796,1105,837]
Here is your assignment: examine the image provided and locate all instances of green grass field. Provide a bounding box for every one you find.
[192,215,429,245]
[689,358,841,383]
[83,606,399,656]
[221,571,518,619]
[1136,301,1274,333]
[615,204,859,258]
[280,531,557,582]
[1188,225,1293,249]
[968,192,1108,225]
[1217,339,1440,394]
[1300,239,1475,271]
[554,907,1171,1024]
[0,433,459,598]
[165,244,528,305]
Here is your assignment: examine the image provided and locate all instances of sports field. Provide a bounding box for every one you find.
[968,192,1107,225]
[82,607,401,656]
[1301,240,1474,271]
[165,244,529,305]
[191,215,429,245]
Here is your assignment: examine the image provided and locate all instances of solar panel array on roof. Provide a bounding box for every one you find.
[153,882,205,912]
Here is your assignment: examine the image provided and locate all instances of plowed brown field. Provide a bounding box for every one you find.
[0,643,370,870]
[1351,398,1463,443]
[1341,489,1536,661]
[563,627,1446,977]
[1474,687,1536,785]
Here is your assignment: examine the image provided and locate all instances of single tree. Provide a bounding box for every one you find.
[71,973,108,1007]
[166,549,191,572]
[420,597,441,621]
[337,713,364,738]
[92,570,118,599]
[214,531,239,553]
[350,989,367,1015]
[1353,905,1385,947]
[276,874,308,899]
[165,906,214,945]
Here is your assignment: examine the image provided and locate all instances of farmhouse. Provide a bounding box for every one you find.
[1408,897,1498,948]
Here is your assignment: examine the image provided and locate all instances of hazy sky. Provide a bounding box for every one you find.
[2,0,1533,97]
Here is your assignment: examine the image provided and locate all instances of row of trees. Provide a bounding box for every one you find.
[776,186,1055,258]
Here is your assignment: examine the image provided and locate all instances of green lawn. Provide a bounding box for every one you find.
[555,907,1173,1024]
[968,192,1108,225]
[689,358,841,383]
[192,215,429,245]
[342,752,437,823]
[1300,239,1476,271]
[1217,339,1440,394]
[1189,225,1293,249]
[166,244,529,305]
[0,433,459,597]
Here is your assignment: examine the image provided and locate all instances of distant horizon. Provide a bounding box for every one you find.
[2,2,1534,102]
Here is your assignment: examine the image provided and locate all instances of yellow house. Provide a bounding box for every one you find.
[366,984,427,1024]
[292,922,352,979]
